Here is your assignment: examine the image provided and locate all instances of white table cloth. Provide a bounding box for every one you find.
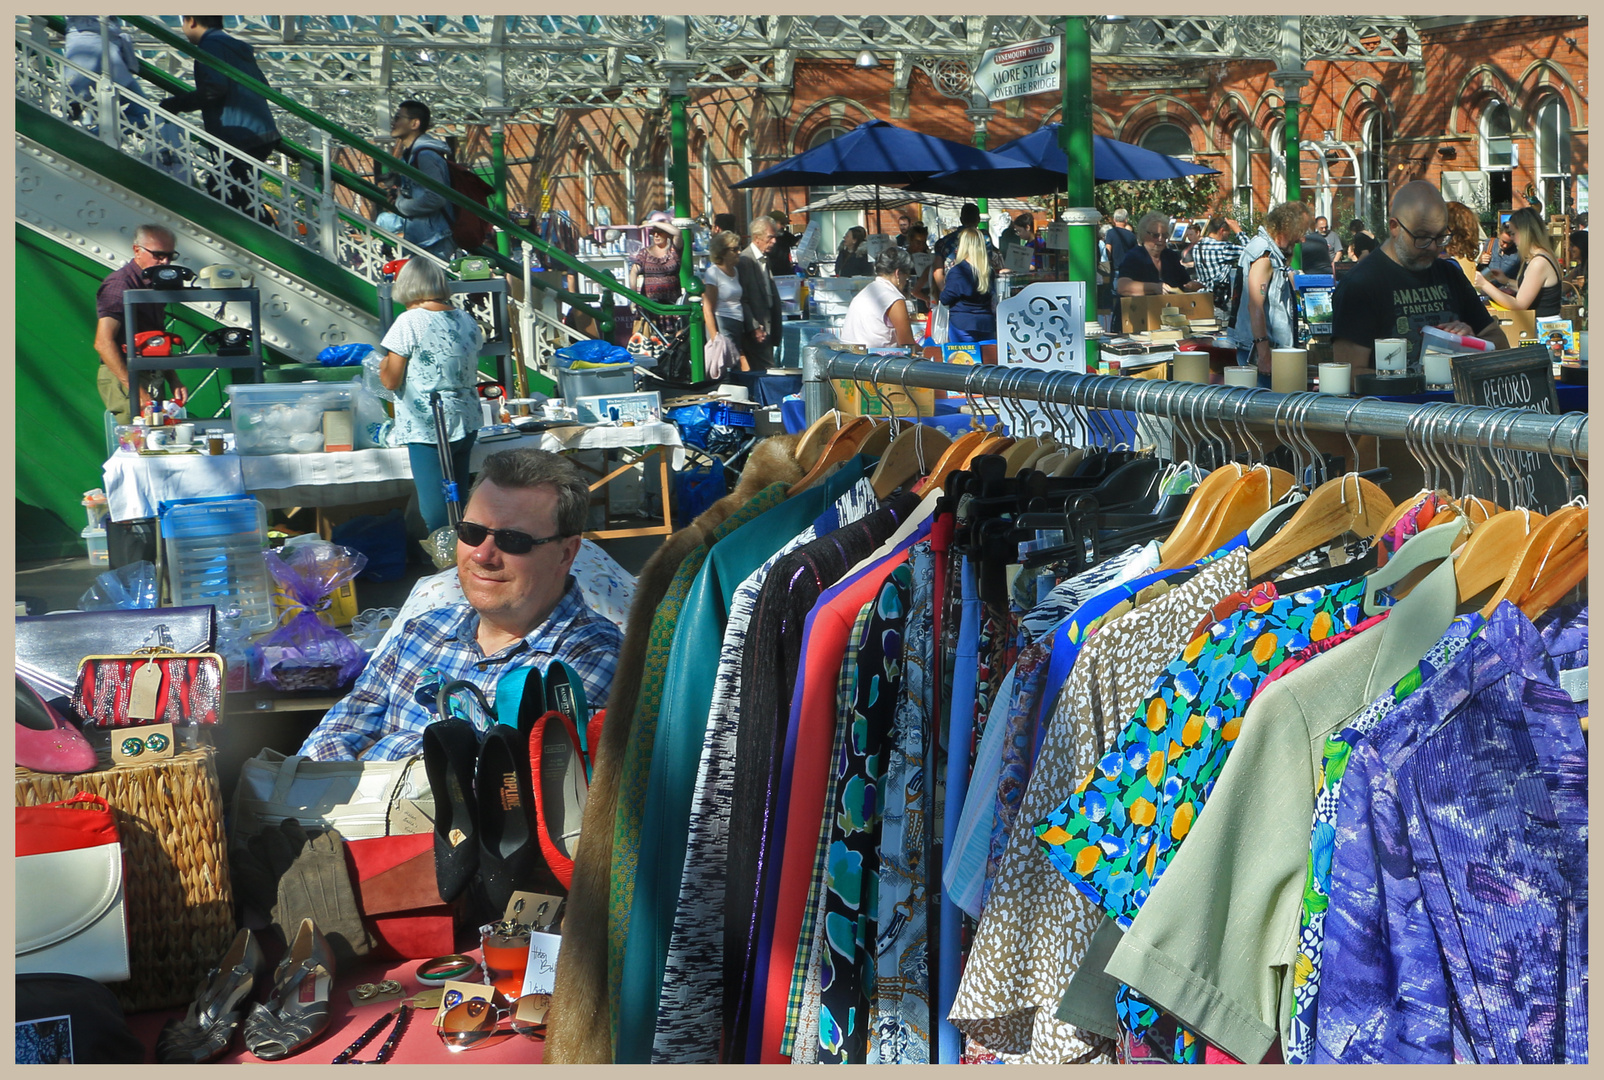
[467,421,686,472]
[102,452,247,522]
[103,448,415,520]
[104,425,683,523]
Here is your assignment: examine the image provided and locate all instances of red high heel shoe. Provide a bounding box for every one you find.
[528,710,589,888]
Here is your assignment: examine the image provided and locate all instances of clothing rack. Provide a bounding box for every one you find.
[809,352,1590,461]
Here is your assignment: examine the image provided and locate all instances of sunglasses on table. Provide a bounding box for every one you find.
[454,520,570,555]
[437,993,550,1051]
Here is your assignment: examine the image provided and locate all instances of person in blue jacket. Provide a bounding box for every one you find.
[938,227,997,343]
[160,17,280,222]
[381,100,458,260]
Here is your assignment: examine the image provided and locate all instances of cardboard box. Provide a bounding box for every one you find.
[1121,293,1214,334]
[831,378,935,418]
[1493,307,1536,340]
[322,409,354,453]
[574,390,661,425]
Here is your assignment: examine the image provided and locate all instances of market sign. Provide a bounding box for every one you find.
[975,36,1062,103]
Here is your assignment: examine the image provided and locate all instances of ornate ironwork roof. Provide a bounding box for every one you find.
[28,16,1424,143]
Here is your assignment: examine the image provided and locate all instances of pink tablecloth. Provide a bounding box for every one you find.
[124,948,544,1065]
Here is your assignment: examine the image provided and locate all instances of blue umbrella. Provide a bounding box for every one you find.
[731,118,1035,189]
[919,124,1219,198]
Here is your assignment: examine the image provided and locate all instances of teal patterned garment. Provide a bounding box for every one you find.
[1283,612,1485,1064]
[1033,576,1372,932]
[818,570,908,1063]
[378,306,485,445]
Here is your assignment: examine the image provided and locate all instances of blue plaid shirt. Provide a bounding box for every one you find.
[1190,235,1243,290]
[297,577,623,761]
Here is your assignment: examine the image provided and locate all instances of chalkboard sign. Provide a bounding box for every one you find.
[1450,344,1570,512]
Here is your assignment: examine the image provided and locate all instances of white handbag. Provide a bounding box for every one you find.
[15,794,131,984]
[231,749,435,843]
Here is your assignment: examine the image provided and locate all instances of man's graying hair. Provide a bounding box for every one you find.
[470,449,591,537]
[135,223,175,248]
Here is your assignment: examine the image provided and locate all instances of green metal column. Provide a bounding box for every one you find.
[972,127,989,231]
[1063,17,1099,367]
[1285,99,1302,270]
[669,92,706,382]
[491,121,510,257]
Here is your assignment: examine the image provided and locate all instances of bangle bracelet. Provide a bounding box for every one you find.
[416,954,478,984]
[1253,337,1271,345]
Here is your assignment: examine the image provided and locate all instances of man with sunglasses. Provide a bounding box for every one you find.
[93,224,182,424]
[299,449,623,761]
[1332,181,1508,375]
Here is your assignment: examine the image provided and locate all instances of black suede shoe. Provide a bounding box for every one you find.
[476,726,563,915]
[423,718,482,904]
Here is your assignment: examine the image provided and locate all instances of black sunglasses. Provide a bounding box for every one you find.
[137,245,179,260]
[455,519,569,555]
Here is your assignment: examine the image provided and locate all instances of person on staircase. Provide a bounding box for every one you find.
[381,99,459,261]
[159,17,280,224]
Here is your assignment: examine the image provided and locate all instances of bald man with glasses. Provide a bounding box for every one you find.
[1331,181,1508,375]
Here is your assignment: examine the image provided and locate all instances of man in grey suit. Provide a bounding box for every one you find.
[736,217,782,371]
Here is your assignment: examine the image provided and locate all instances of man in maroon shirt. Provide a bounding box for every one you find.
[94,224,180,423]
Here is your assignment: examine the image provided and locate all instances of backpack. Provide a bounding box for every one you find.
[444,160,495,251]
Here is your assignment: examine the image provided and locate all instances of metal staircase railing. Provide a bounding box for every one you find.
[116,16,701,337]
[17,30,449,294]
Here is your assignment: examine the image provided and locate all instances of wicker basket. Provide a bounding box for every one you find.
[16,747,236,1013]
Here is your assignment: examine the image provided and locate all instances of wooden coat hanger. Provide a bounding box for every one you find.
[1480,504,1588,619]
[915,429,988,495]
[1247,472,1396,580]
[788,415,874,495]
[1168,388,1304,566]
[866,361,951,498]
[1454,508,1545,604]
[795,408,847,471]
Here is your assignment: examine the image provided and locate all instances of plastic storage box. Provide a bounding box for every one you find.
[226,383,354,455]
[161,496,275,634]
[557,365,635,402]
[81,527,109,566]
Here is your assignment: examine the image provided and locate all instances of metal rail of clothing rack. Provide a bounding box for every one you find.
[811,352,1590,461]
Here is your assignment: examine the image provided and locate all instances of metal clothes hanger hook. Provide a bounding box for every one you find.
[1341,395,1365,477]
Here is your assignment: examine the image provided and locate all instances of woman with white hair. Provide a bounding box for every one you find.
[379,258,486,533]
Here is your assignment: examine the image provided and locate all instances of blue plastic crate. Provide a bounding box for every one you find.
[708,402,755,428]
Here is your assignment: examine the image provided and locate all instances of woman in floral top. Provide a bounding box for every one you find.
[379,257,485,532]
[628,211,686,341]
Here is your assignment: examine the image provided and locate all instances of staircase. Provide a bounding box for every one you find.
[16,24,686,558]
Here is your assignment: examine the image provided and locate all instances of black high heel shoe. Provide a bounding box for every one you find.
[156,927,269,1064]
[477,725,562,914]
[423,717,483,903]
[241,918,336,1061]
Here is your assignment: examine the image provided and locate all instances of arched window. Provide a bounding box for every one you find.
[1266,115,1287,205]
[1231,124,1254,217]
[1480,98,1515,171]
[1534,94,1572,213]
[1358,111,1387,227]
[1139,122,1193,159]
[806,123,860,269]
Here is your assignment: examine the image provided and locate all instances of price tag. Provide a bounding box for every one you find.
[127,660,164,721]
[520,931,562,997]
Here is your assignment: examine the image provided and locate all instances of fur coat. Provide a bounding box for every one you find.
[544,434,805,1063]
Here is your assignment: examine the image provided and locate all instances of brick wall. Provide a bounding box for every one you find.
[489,16,1586,235]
